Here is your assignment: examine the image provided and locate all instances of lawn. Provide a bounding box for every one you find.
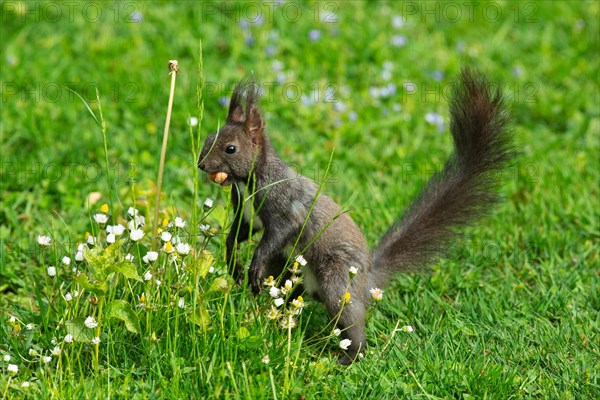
[1,1,598,398]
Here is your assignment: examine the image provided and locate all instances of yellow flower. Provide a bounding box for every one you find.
[13,323,21,332]
[164,241,174,253]
[340,291,352,305]
[162,218,169,227]
[140,293,146,303]
[100,203,109,214]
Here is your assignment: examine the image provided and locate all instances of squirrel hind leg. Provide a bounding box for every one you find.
[319,283,368,364]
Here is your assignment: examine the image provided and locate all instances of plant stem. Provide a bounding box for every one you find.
[152,60,180,250]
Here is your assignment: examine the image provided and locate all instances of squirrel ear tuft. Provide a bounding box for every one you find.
[227,104,245,123]
[245,105,265,145]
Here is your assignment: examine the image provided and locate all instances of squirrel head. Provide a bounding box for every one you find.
[198,77,266,186]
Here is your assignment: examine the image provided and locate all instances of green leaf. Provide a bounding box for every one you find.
[75,273,108,296]
[106,262,143,282]
[106,300,140,334]
[66,317,96,342]
[208,277,230,293]
[237,327,250,339]
[189,306,210,330]
[191,250,215,279]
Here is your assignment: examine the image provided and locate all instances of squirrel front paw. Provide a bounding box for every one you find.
[249,264,265,294]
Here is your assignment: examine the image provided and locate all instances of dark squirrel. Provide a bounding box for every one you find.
[198,68,514,364]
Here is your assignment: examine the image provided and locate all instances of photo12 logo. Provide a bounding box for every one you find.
[200,1,339,23]
[1,2,143,23]
[1,81,138,104]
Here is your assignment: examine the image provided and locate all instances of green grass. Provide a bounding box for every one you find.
[1,1,599,398]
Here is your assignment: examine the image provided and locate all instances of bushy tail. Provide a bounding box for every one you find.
[371,67,515,289]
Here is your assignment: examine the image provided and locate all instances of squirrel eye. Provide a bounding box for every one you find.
[225,145,236,154]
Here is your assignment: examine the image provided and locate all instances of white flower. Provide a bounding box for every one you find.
[84,316,98,329]
[339,339,352,350]
[155,279,161,286]
[175,217,186,228]
[47,266,56,277]
[188,116,199,127]
[42,356,52,363]
[64,292,73,302]
[109,224,126,235]
[161,231,172,242]
[73,290,79,297]
[295,255,307,266]
[128,216,146,231]
[349,266,358,277]
[203,198,214,208]
[37,235,51,246]
[62,256,71,266]
[26,323,34,330]
[142,251,158,263]
[64,334,74,343]
[283,279,293,292]
[92,337,101,345]
[21,381,30,388]
[370,287,384,302]
[261,355,270,364]
[75,251,84,262]
[130,229,145,241]
[199,224,210,233]
[274,298,284,307]
[144,271,153,281]
[28,349,38,356]
[178,298,185,309]
[52,346,61,356]
[3,354,10,362]
[86,235,96,245]
[392,15,405,29]
[125,253,134,262]
[176,242,191,255]
[106,233,116,244]
[9,316,16,323]
[127,207,139,217]
[269,286,281,298]
[93,213,108,224]
[208,265,215,273]
[333,328,341,336]
[7,363,18,374]
[402,325,414,333]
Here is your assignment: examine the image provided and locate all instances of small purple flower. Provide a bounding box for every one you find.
[130,11,143,23]
[349,111,358,122]
[308,29,321,41]
[265,46,277,56]
[390,35,407,47]
[512,66,523,78]
[432,70,444,81]
[219,97,228,107]
[403,82,416,93]
[425,112,445,132]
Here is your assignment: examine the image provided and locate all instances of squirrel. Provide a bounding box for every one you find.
[198,67,514,364]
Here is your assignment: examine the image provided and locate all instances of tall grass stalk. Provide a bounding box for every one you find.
[152,60,180,250]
